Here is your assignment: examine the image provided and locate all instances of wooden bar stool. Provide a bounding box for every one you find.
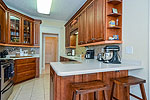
[71,80,110,100]
[110,76,147,100]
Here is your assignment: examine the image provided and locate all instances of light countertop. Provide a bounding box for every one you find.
[0,54,40,60]
[50,56,142,76]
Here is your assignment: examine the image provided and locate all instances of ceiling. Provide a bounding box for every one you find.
[3,0,87,21]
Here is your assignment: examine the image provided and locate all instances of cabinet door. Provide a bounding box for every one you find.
[34,20,40,46]
[86,2,94,43]
[22,19,33,45]
[94,0,105,42]
[0,6,5,43]
[78,10,87,45]
[65,25,70,47]
[9,13,22,44]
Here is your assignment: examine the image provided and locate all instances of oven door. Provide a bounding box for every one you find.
[1,61,14,90]
[1,81,14,100]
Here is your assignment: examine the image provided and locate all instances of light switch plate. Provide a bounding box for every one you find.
[125,46,133,54]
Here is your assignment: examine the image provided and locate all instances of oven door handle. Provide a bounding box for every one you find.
[2,82,14,94]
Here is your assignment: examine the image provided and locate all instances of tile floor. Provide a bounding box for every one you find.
[8,64,50,100]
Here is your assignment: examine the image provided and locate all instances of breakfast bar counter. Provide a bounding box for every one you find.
[50,58,142,100]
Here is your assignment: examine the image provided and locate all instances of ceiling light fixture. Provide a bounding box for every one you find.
[37,0,52,14]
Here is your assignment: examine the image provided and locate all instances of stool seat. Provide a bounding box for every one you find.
[71,80,109,100]
[113,76,146,86]
[111,76,147,100]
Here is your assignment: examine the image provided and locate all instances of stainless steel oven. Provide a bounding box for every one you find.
[0,59,14,100]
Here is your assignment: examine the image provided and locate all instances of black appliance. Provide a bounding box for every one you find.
[0,50,8,58]
[85,50,95,59]
[0,59,14,100]
[103,45,121,64]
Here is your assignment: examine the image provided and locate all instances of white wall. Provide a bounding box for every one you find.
[122,0,149,99]
[39,19,66,74]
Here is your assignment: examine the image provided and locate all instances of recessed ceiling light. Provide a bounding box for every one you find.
[37,0,52,14]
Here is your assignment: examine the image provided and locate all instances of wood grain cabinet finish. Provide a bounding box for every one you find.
[86,1,95,43]
[22,18,33,45]
[65,25,70,47]
[0,5,6,43]
[78,10,87,45]
[0,1,41,46]
[94,0,105,42]
[14,58,39,84]
[50,65,128,100]
[65,0,122,46]
[33,20,41,46]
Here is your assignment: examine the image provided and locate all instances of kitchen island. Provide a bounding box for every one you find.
[50,57,142,100]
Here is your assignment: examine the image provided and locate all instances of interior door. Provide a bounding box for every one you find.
[45,37,58,63]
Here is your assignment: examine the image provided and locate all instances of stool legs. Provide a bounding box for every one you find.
[110,82,115,100]
[94,91,98,100]
[140,84,147,100]
[72,92,76,100]
[103,90,109,100]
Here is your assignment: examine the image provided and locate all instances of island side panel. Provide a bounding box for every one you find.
[103,70,128,100]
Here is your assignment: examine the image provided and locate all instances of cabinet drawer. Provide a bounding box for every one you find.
[17,63,36,73]
[15,58,36,64]
[27,58,36,63]
[16,70,35,83]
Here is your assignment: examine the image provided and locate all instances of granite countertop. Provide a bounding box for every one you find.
[0,54,40,60]
[50,56,142,76]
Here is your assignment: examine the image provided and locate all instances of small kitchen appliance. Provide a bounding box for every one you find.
[0,50,8,58]
[97,53,104,61]
[85,50,94,59]
[103,45,121,64]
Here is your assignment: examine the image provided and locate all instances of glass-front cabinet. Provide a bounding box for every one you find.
[23,19,32,44]
[9,15,21,43]
[9,13,33,45]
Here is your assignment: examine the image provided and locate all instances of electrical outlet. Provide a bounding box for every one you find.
[125,46,133,54]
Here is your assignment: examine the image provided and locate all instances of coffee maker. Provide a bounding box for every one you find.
[85,50,95,59]
[103,45,121,64]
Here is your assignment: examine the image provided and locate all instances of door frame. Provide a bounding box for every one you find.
[42,33,59,69]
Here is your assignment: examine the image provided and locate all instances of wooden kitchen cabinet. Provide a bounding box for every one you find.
[50,65,128,100]
[0,1,41,47]
[14,58,39,84]
[8,13,22,44]
[33,20,41,46]
[86,1,95,43]
[22,18,33,45]
[65,24,70,47]
[94,0,105,42]
[78,10,87,45]
[65,0,123,47]
[0,5,6,43]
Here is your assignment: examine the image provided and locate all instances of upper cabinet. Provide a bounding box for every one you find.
[9,14,22,44]
[22,18,33,45]
[65,24,70,47]
[78,10,87,45]
[0,4,6,43]
[86,2,94,43]
[0,0,42,47]
[65,0,122,47]
[94,0,105,42]
[33,20,41,46]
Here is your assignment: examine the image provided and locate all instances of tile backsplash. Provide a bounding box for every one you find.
[0,46,39,55]
[88,44,122,56]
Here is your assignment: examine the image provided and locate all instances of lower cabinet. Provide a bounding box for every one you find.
[14,58,39,84]
[50,65,128,100]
